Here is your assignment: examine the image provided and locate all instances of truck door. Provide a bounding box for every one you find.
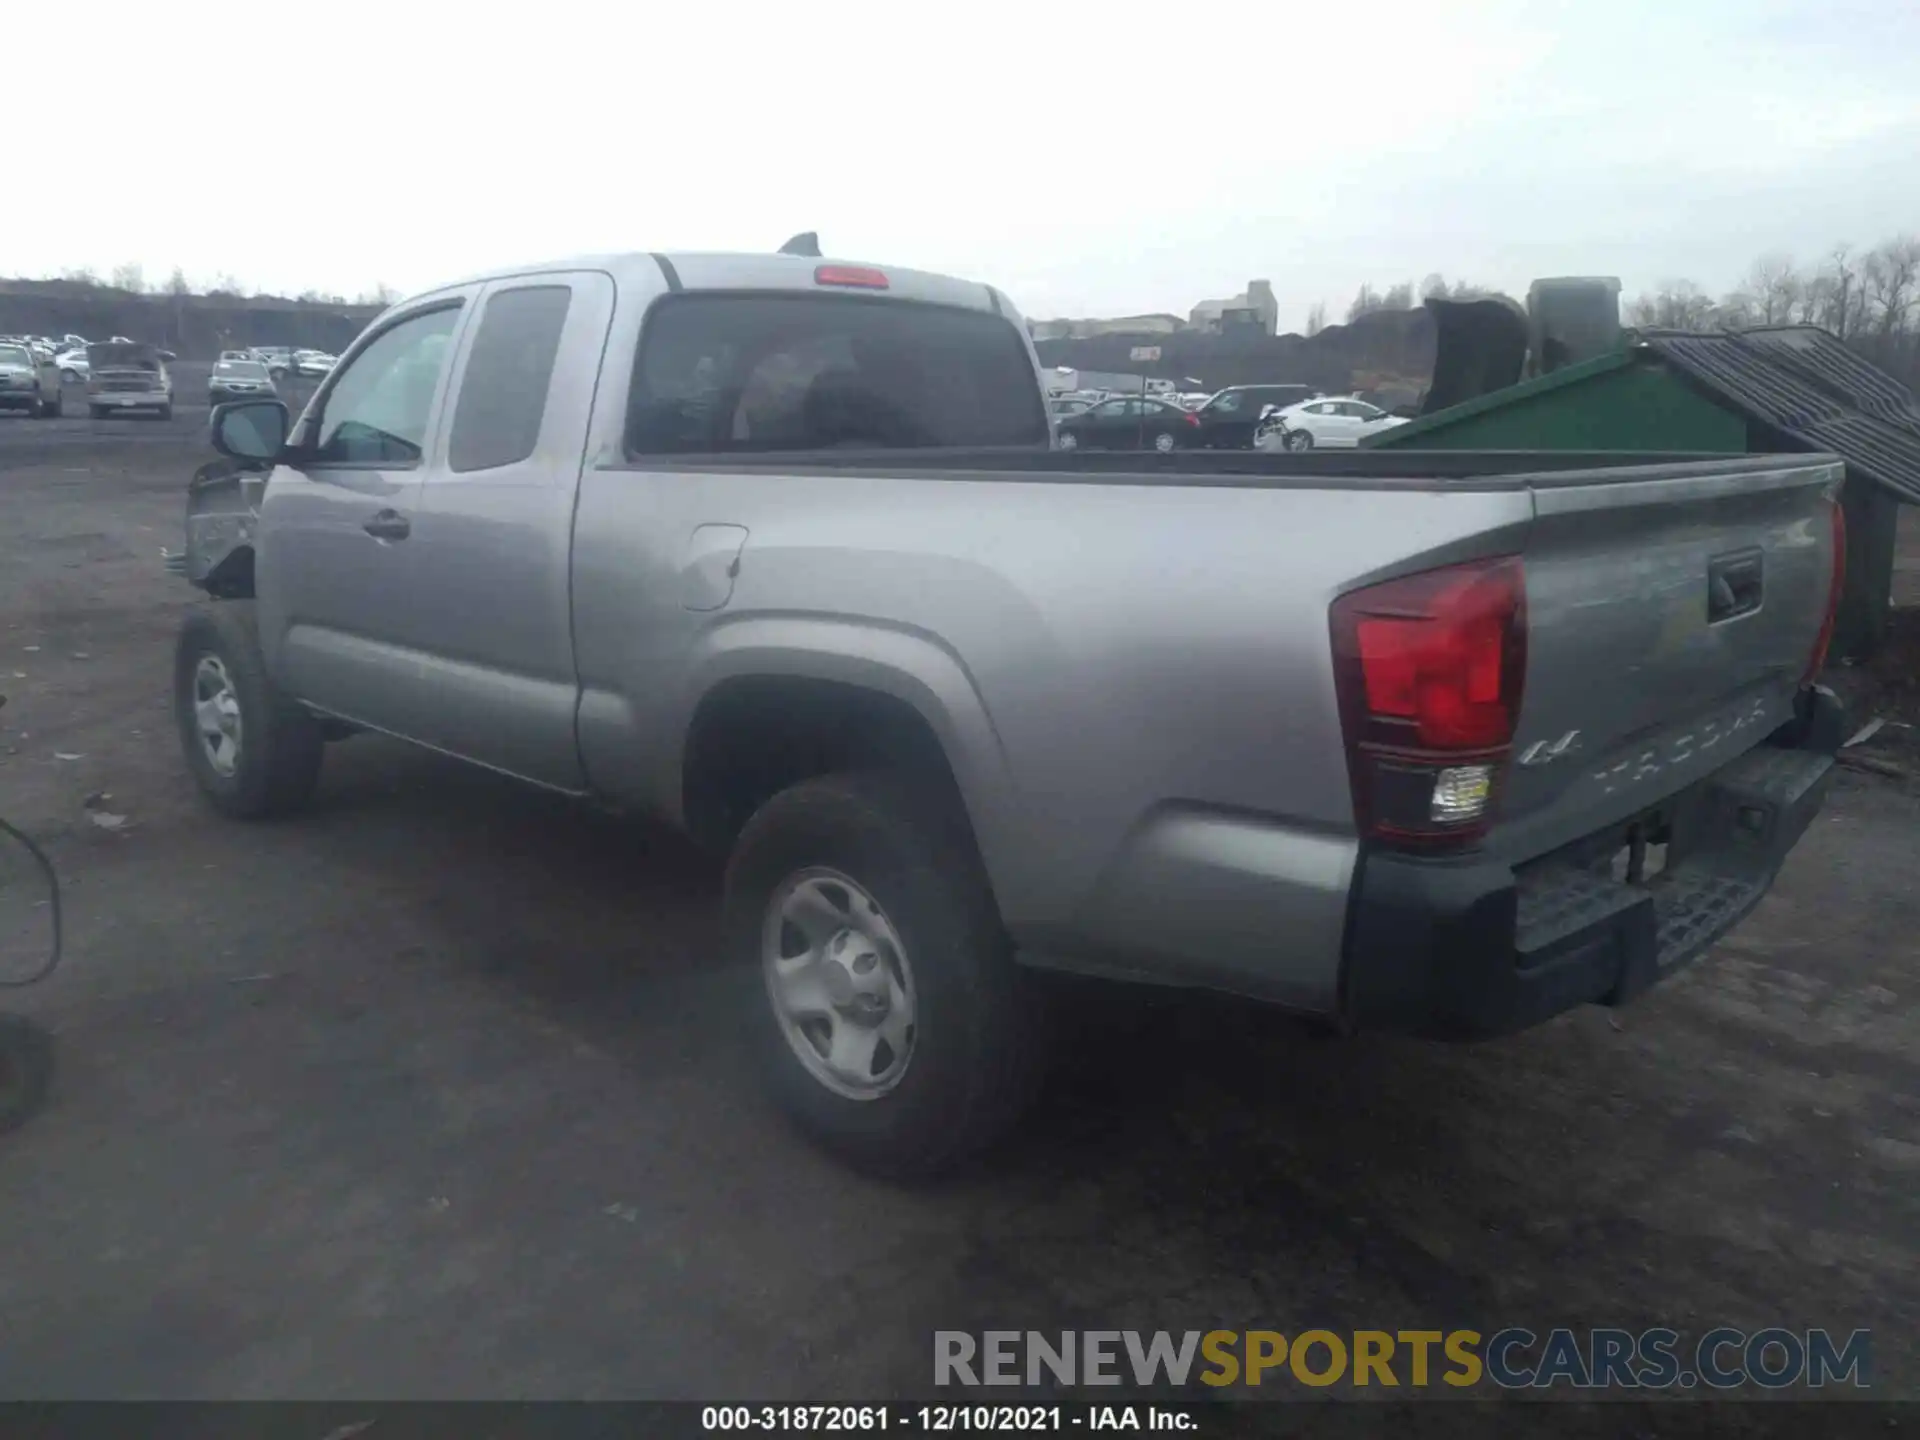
[256,292,475,742]
[394,271,616,789]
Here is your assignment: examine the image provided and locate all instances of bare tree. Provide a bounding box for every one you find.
[1304,301,1327,337]
[373,281,398,305]
[110,262,147,294]
[1420,272,1449,301]
[60,266,99,286]
[210,272,245,297]
[1381,281,1416,311]
[1627,279,1719,330]
[1345,283,1382,323]
[165,266,192,297]
[1860,235,1919,337]
[1741,253,1800,325]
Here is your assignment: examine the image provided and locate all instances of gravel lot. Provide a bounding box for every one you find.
[1,398,1916,1411]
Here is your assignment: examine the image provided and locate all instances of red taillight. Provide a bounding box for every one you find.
[1331,556,1527,848]
[814,265,889,290]
[1185,411,1201,426]
[1802,495,1847,684]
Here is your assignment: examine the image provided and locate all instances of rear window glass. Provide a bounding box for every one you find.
[448,285,572,473]
[626,294,1047,455]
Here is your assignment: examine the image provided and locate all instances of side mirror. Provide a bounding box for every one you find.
[210,398,291,461]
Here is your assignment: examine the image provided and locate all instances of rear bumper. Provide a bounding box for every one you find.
[1341,686,1847,1040]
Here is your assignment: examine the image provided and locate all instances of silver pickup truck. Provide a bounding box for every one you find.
[173,249,1850,1175]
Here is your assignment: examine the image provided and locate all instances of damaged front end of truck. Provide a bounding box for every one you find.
[163,458,265,598]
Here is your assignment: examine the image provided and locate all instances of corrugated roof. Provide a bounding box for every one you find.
[1640,325,1920,504]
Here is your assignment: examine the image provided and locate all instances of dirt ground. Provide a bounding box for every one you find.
[1,395,1916,1415]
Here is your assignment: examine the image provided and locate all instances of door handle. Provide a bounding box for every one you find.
[363,509,411,542]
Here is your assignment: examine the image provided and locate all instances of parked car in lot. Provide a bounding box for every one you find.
[171,247,1851,1178]
[1054,394,1201,451]
[294,349,336,377]
[209,357,278,405]
[250,347,295,379]
[0,342,61,418]
[1188,383,1321,448]
[85,341,173,419]
[55,348,90,382]
[1256,396,1411,450]
[1047,394,1098,422]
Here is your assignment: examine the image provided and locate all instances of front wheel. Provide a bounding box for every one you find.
[725,772,1047,1176]
[1056,430,1079,452]
[1284,429,1314,452]
[174,603,324,819]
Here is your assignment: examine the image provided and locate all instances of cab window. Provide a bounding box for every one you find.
[313,305,463,466]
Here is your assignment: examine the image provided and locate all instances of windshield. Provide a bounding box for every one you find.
[0,345,31,368]
[216,361,269,379]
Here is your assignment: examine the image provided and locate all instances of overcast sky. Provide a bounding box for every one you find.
[12,0,1917,332]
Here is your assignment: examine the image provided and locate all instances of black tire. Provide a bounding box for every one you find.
[31,394,54,420]
[88,404,107,419]
[157,404,173,421]
[174,602,324,819]
[725,771,1046,1177]
[1152,431,1176,453]
[1284,429,1314,452]
[0,1014,54,1135]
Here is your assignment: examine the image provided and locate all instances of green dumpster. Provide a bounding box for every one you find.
[1368,348,1746,453]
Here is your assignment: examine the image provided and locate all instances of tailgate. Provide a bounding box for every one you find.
[1491,456,1843,862]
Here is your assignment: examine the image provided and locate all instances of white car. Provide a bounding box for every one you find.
[54,349,91,382]
[1256,397,1409,451]
[294,349,336,377]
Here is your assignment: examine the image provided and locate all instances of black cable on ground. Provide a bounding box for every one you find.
[0,817,62,989]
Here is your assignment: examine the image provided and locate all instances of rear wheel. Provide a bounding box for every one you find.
[157,403,173,421]
[1056,430,1079,452]
[1284,429,1314,452]
[174,603,325,819]
[726,771,1047,1176]
[1152,430,1176,453]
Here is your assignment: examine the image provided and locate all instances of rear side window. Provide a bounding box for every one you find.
[449,285,573,473]
[626,294,1047,455]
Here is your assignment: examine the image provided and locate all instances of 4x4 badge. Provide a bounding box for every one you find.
[1518,730,1582,767]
